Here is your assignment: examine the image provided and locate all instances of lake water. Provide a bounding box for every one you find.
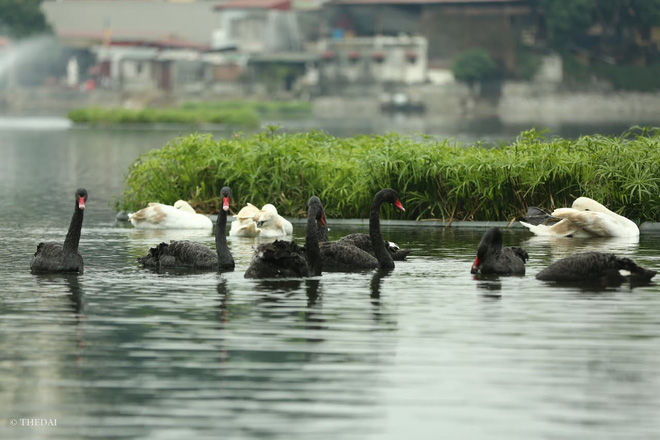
[1,120,659,439]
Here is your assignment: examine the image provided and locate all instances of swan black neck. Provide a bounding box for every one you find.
[369,191,394,270]
[215,202,234,270]
[305,201,323,276]
[63,201,84,255]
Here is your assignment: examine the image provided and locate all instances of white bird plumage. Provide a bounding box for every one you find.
[520,197,639,238]
[229,203,292,237]
[128,200,213,230]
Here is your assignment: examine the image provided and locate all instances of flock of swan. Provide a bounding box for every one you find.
[30,187,656,287]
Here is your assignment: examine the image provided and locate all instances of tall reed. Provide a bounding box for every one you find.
[116,128,660,222]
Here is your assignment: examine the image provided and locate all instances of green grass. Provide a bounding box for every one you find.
[115,128,660,223]
[68,100,311,126]
[180,100,312,117]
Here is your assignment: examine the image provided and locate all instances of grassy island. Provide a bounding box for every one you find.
[116,128,660,223]
[68,100,311,127]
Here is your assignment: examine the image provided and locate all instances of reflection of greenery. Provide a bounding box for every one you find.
[116,128,660,223]
[591,63,660,92]
[180,100,311,117]
[69,100,311,126]
[562,54,660,91]
[68,107,260,127]
[451,49,498,87]
[0,0,51,38]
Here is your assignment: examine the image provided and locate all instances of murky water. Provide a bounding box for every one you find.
[1,122,659,439]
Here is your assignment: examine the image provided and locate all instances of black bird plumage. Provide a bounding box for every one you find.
[244,196,324,279]
[536,252,656,286]
[137,186,235,272]
[31,188,88,274]
[471,227,528,276]
[320,188,406,272]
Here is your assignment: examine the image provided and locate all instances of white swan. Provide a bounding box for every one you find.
[229,203,261,236]
[520,197,639,238]
[129,200,212,230]
[229,203,293,237]
[255,204,293,237]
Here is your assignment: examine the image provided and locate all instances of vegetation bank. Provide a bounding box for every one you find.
[116,128,660,223]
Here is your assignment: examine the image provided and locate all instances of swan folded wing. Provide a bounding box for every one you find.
[519,219,581,237]
[162,241,218,269]
[230,221,260,236]
[31,242,63,272]
[509,246,529,263]
[236,203,260,219]
[129,204,167,226]
[320,242,378,271]
[552,208,637,237]
[31,242,83,273]
[244,240,308,278]
[131,204,212,229]
[535,252,651,283]
[279,216,293,235]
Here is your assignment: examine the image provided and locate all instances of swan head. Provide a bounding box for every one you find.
[76,188,88,210]
[471,227,502,274]
[308,196,326,227]
[173,200,196,213]
[571,197,611,214]
[255,209,277,228]
[220,186,232,212]
[378,188,405,212]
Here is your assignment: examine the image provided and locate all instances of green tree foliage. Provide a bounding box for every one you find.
[538,0,660,55]
[0,0,51,38]
[451,49,498,87]
[538,0,593,51]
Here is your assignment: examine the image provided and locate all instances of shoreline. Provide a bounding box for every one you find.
[118,212,660,233]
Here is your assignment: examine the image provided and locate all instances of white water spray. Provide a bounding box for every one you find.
[0,35,58,86]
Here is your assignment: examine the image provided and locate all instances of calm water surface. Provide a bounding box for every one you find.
[1,122,660,439]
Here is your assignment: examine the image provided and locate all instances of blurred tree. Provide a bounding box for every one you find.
[451,49,498,89]
[537,0,592,51]
[0,0,51,38]
[537,0,660,61]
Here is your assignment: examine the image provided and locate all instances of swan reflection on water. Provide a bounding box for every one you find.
[524,234,639,259]
[64,274,84,315]
[473,274,503,299]
[305,279,321,307]
[128,228,213,242]
[32,273,85,316]
[370,269,392,301]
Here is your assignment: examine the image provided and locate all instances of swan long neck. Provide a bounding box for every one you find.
[305,207,322,276]
[63,202,84,254]
[369,193,394,269]
[215,207,234,268]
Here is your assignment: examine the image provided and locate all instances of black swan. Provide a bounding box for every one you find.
[336,233,411,261]
[470,227,528,275]
[244,196,325,279]
[137,186,235,271]
[536,252,656,285]
[31,188,88,274]
[320,188,405,271]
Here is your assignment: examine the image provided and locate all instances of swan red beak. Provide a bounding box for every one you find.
[470,257,480,274]
[394,199,405,212]
[222,196,230,212]
[78,196,86,210]
[320,213,327,227]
